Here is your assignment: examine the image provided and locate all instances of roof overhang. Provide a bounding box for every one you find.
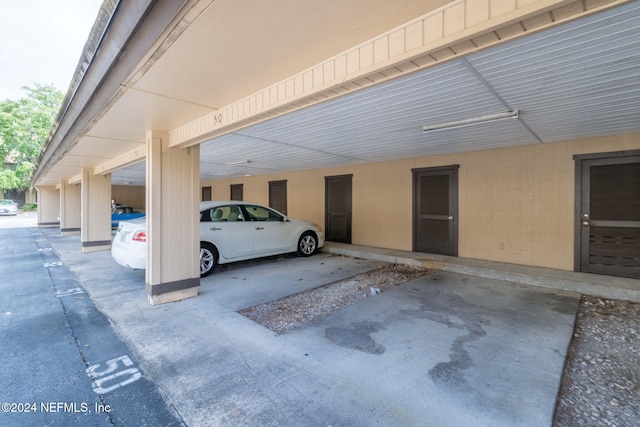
[33,0,640,187]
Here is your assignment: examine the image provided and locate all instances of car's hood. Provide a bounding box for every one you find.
[288,218,321,229]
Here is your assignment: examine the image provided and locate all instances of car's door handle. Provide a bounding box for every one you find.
[210,227,221,231]
[255,226,264,230]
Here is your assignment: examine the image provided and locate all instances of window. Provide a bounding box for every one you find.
[245,205,284,222]
[200,205,245,222]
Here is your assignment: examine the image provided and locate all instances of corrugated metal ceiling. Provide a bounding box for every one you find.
[112,1,640,185]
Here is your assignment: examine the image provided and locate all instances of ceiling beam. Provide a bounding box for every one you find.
[168,0,628,149]
[94,146,146,176]
[68,175,82,185]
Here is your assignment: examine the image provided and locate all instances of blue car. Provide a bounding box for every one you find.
[111,205,144,228]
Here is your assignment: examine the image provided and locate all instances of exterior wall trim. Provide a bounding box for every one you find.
[411,164,460,173]
[82,240,112,247]
[61,227,81,233]
[573,149,640,161]
[146,277,200,296]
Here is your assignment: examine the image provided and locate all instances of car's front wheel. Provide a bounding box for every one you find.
[297,231,318,257]
[200,242,218,277]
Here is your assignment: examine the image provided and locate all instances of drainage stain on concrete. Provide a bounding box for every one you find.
[401,280,487,391]
[325,321,386,354]
[428,325,486,391]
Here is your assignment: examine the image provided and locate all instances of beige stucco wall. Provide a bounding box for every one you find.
[112,185,146,211]
[60,182,81,231]
[36,186,60,224]
[81,171,112,250]
[203,133,640,272]
[25,188,37,204]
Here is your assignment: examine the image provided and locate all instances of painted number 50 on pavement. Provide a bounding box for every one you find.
[86,355,142,394]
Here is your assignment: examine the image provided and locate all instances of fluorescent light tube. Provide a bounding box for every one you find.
[223,160,250,166]
[422,110,519,133]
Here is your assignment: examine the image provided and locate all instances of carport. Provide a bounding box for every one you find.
[32,0,640,304]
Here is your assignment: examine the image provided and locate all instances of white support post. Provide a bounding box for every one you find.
[81,169,112,253]
[145,131,200,304]
[35,185,60,226]
[60,180,81,234]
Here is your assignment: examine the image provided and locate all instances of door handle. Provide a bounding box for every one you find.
[255,226,264,230]
[210,227,221,231]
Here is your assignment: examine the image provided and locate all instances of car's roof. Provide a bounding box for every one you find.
[199,200,269,210]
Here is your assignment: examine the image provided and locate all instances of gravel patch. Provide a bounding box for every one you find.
[239,263,427,334]
[553,296,640,427]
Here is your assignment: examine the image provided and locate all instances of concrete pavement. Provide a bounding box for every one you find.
[34,225,581,426]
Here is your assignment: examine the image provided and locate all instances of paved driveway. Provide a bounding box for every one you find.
[0,225,182,426]
[41,226,579,426]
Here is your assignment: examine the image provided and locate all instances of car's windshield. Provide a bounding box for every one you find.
[0,199,14,205]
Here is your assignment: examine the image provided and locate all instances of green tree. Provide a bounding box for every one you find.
[0,83,64,191]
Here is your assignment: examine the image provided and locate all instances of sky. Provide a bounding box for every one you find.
[0,0,104,101]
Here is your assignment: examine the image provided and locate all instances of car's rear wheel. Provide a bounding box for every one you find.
[297,231,318,257]
[200,242,218,277]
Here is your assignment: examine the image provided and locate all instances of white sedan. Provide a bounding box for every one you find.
[0,199,18,216]
[112,201,324,277]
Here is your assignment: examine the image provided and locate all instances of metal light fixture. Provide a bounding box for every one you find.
[422,110,519,133]
[223,160,251,166]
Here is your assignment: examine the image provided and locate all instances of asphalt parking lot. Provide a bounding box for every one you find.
[1,215,581,426]
[0,218,182,426]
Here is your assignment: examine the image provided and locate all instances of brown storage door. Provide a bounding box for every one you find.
[202,186,212,201]
[269,180,287,215]
[413,166,458,256]
[325,175,352,243]
[230,184,243,201]
[580,156,640,278]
